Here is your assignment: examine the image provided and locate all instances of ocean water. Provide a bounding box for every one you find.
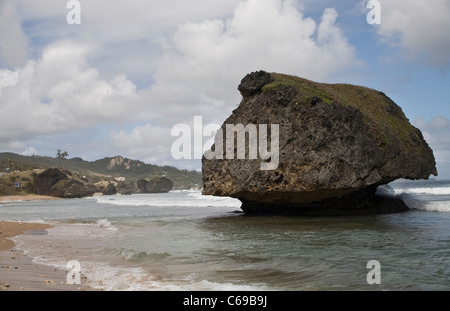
[0,180,449,291]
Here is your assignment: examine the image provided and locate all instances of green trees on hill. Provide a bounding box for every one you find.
[0,152,202,190]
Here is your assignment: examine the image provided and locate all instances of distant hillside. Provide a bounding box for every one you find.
[0,153,202,190]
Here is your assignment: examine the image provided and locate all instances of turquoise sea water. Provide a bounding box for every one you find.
[0,180,449,291]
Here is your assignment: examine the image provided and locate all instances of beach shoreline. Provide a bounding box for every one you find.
[0,195,61,203]
[0,221,96,291]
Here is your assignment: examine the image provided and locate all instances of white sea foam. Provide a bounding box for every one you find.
[12,218,268,291]
[14,220,120,261]
[393,187,450,196]
[6,187,450,291]
[82,265,268,291]
[400,194,450,213]
[94,218,118,231]
[94,192,241,208]
[418,201,450,213]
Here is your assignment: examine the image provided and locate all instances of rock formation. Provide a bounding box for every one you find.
[35,168,68,196]
[107,156,132,170]
[35,168,174,198]
[103,183,117,195]
[35,168,96,198]
[145,177,174,193]
[116,180,137,195]
[50,179,96,199]
[117,177,173,195]
[202,71,437,215]
[95,182,117,196]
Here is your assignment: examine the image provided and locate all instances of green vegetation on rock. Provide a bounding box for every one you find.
[263,73,422,156]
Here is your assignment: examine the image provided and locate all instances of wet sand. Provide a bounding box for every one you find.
[0,221,95,291]
[0,195,61,203]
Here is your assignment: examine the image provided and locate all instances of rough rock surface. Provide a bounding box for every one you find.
[96,182,117,196]
[116,181,137,195]
[145,177,174,193]
[50,179,96,199]
[35,168,68,196]
[35,168,98,198]
[117,177,173,195]
[103,183,117,195]
[33,168,173,198]
[202,71,437,215]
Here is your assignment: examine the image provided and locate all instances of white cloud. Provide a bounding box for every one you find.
[374,0,450,67]
[107,0,358,167]
[22,146,38,156]
[16,0,242,35]
[1,0,358,170]
[0,0,28,67]
[169,0,354,80]
[413,116,450,178]
[414,116,450,151]
[14,0,242,81]
[0,41,142,142]
[111,124,171,156]
[147,0,356,124]
[109,123,201,169]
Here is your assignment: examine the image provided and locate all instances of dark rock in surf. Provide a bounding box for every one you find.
[202,71,437,215]
[117,177,173,195]
[146,177,173,193]
[136,177,174,194]
[50,179,96,199]
[116,181,137,195]
[97,183,117,196]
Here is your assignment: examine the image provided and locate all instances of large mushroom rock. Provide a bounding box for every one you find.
[202,71,437,215]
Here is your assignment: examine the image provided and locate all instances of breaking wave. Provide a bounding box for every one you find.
[93,191,241,208]
[393,187,450,196]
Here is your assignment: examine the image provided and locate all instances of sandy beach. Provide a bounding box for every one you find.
[0,221,95,291]
[0,195,61,203]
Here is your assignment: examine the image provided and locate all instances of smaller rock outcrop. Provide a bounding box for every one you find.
[116,181,138,195]
[50,179,96,199]
[146,177,174,193]
[237,71,272,97]
[34,168,173,198]
[35,168,104,198]
[117,177,173,195]
[101,183,117,196]
[94,182,118,196]
[35,168,68,196]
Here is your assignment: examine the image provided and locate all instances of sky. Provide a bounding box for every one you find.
[0,0,450,178]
